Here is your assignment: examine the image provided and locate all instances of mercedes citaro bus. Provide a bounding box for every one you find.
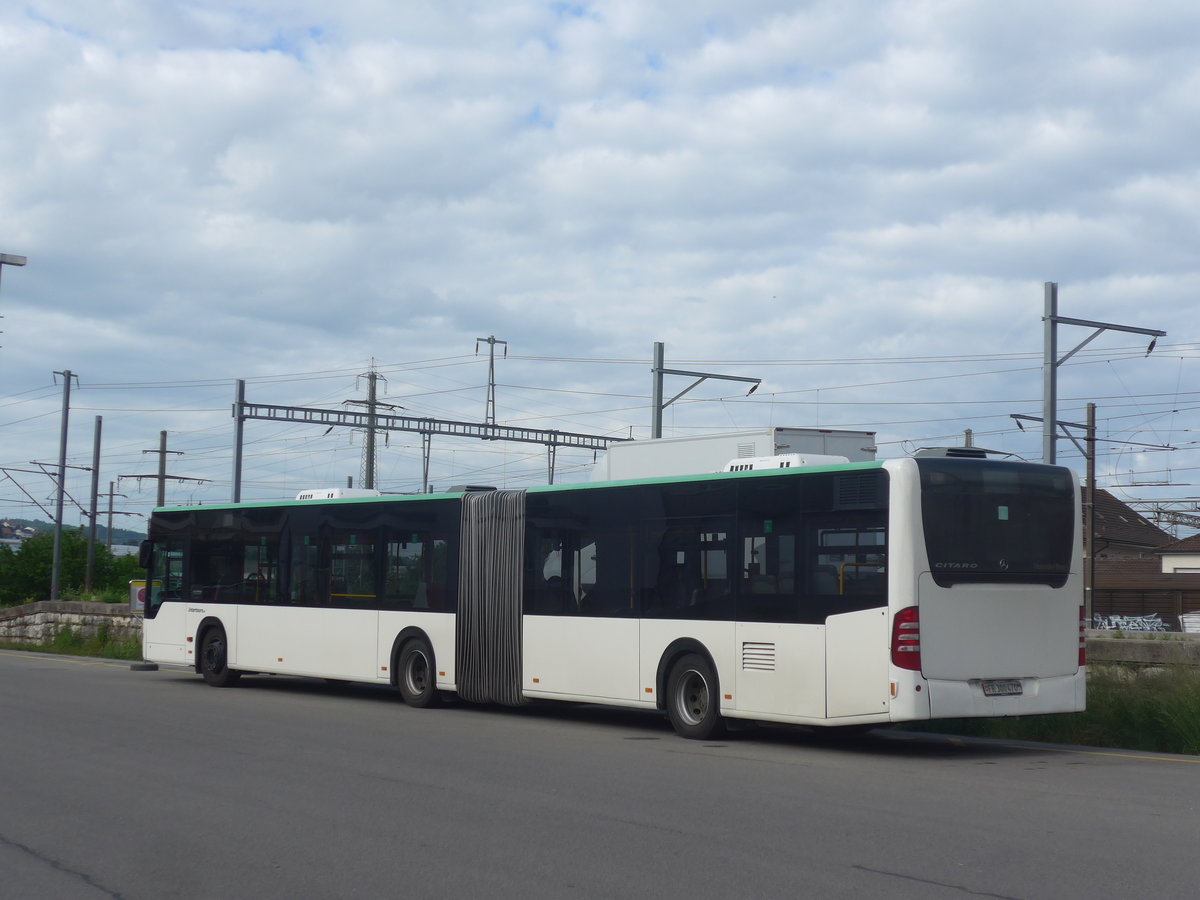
[139,450,1085,739]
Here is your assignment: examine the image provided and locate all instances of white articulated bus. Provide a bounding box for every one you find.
[139,450,1085,739]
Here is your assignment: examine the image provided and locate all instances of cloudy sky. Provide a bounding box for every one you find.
[2,0,1198,534]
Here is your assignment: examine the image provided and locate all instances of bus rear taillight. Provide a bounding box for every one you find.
[891,606,921,671]
[1079,605,1086,666]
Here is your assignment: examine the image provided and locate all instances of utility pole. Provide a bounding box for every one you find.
[1085,403,1096,625]
[651,343,664,438]
[232,379,246,503]
[85,416,102,593]
[362,366,379,490]
[50,370,78,602]
[152,431,175,507]
[120,432,206,510]
[422,433,432,493]
[476,335,508,424]
[345,363,394,491]
[105,481,130,551]
[1041,282,1164,463]
[650,341,762,439]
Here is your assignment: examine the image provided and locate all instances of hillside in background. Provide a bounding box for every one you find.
[0,518,145,546]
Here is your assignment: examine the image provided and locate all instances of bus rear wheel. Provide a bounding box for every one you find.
[398,638,439,708]
[199,627,241,687]
[666,653,725,740]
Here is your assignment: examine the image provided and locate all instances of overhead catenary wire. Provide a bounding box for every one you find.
[4,342,1199,521]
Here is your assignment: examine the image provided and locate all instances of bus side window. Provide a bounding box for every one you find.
[191,542,241,603]
[644,520,733,621]
[737,532,807,622]
[385,534,449,611]
[810,520,887,610]
[243,541,279,604]
[741,534,797,595]
[329,531,377,607]
[577,533,635,617]
[526,533,573,616]
[190,539,279,605]
[289,534,325,607]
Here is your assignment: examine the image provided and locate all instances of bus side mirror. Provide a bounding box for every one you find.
[138,540,153,569]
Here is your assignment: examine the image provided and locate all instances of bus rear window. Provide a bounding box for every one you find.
[918,459,1075,588]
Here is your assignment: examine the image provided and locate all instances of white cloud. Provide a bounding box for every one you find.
[1,0,1199,522]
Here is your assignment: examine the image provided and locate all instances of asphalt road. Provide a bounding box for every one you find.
[2,650,1198,900]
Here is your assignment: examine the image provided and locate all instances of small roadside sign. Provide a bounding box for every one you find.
[129,580,159,612]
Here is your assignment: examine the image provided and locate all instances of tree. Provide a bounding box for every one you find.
[0,529,136,606]
[0,543,15,605]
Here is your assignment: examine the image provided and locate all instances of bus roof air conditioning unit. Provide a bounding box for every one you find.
[912,447,989,459]
[720,453,849,473]
[294,488,384,501]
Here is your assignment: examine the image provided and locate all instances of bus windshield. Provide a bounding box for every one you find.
[918,458,1075,588]
[147,538,185,614]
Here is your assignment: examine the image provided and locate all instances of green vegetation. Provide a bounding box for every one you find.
[916,664,1200,756]
[0,623,142,660]
[0,530,143,607]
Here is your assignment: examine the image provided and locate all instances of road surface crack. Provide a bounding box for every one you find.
[0,831,128,899]
[853,864,1025,899]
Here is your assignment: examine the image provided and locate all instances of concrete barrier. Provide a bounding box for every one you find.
[1086,631,1200,668]
[0,601,142,645]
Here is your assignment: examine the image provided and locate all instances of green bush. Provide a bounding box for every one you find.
[0,530,143,607]
[49,625,86,653]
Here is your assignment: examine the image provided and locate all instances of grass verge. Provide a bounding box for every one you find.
[0,624,142,661]
[912,664,1200,756]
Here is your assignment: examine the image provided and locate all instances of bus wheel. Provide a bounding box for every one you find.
[398,638,439,708]
[666,653,725,740]
[199,627,241,687]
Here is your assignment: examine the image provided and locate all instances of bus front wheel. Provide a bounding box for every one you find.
[199,627,241,687]
[398,638,439,708]
[666,653,725,740]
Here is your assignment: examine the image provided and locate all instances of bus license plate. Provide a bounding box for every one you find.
[982,679,1023,697]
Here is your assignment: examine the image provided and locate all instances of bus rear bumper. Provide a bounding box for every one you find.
[925,668,1086,719]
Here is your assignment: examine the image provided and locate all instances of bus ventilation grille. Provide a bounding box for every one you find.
[741,642,776,671]
[835,473,880,509]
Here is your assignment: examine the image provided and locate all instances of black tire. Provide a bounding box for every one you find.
[398,638,439,708]
[666,653,725,740]
[199,627,241,687]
